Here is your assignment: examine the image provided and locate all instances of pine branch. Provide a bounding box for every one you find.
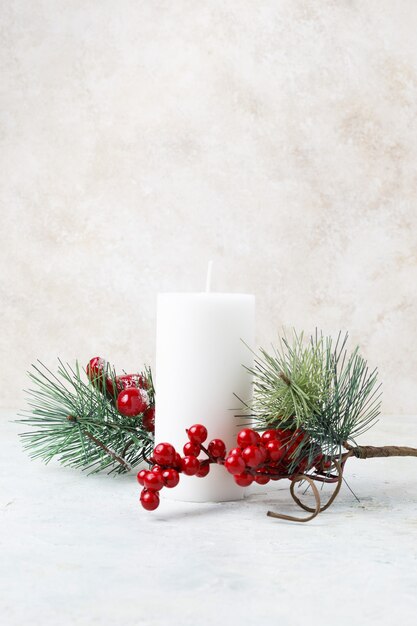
[249,330,382,468]
[18,360,154,474]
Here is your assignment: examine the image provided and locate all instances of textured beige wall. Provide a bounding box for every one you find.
[1,1,417,412]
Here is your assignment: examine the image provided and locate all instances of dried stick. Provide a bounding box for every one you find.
[344,444,417,459]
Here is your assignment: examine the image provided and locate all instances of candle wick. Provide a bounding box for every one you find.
[205,260,213,293]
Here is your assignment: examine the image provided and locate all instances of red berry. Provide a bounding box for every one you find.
[117,388,149,417]
[173,452,183,470]
[257,444,267,464]
[261,429,278,444]
[106,378,118,396]
[137,469,148,486]
[228,447,242,458]
[196,462,210,478]
[275,429,293,443]
[153,442,176,466]
[142,407,155,433]
[234,472,254,487]
[241,445,264,468]
[225,454,246,475]
[237,428,261,448]
[187,424,208,444]
[86,356,106,379]
[86,357,110,393]
[181,456,200,476]
[255,474,270,485]
[151,464,163,475]
[140,489,160,511]
[115,373,149,391]
[289,429,309,449]
[207,439,226,459]
[294,427,308,439]
[266,439,285,462]
[285,431,307,461]
[162,468,180,488]
[183,441,201,457]
[143,471,164,491]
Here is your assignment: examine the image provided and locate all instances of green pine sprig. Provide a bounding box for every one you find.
[248,330,382,468]
[18,360,154,474]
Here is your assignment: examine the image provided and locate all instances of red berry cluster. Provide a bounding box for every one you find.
[224,427,319,486]
[138,425,213,510]
[86,356,155,433]
[138,424,324,512]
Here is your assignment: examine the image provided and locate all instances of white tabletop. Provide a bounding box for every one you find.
[2,411,417,626]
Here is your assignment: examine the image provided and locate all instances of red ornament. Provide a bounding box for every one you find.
[86,357,110,393]
[116,373,149,391]
[153,443,176,466]
[237,428,261,448]
[162,468,180,488]
[105,378,116,396]
[143,471,164,491]
[86,356,106,380]
[225,454,246,475]
[187,424,208,444]
[142,407,155,433]
[181,456,200,476]
[207,439,226,459]
[241,445,264,468]
[183,441,201,457]
[234,472,254,487]
[117,387,149,417]
[140,489,160,511]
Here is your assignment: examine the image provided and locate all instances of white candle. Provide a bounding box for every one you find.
[155,271,255,502]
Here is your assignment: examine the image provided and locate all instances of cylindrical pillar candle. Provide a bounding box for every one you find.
[155,293,255,502]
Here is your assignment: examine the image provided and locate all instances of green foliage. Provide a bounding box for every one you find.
[18,360,154,474]
[248,331,382,465]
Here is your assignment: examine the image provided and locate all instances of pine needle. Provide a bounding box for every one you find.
[17,360,154,474]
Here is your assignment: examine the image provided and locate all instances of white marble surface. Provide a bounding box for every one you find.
[2,411,417,626]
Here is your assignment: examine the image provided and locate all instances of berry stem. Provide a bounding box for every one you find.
[199,442,222,464]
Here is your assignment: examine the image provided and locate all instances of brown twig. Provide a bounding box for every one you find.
[279,371,291,386]
[344,443,417,459]
[67,415,132,471]
[271,444,417,523]
[267,475,321,522]
[121,439,134,459]
[199,443,221,464]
